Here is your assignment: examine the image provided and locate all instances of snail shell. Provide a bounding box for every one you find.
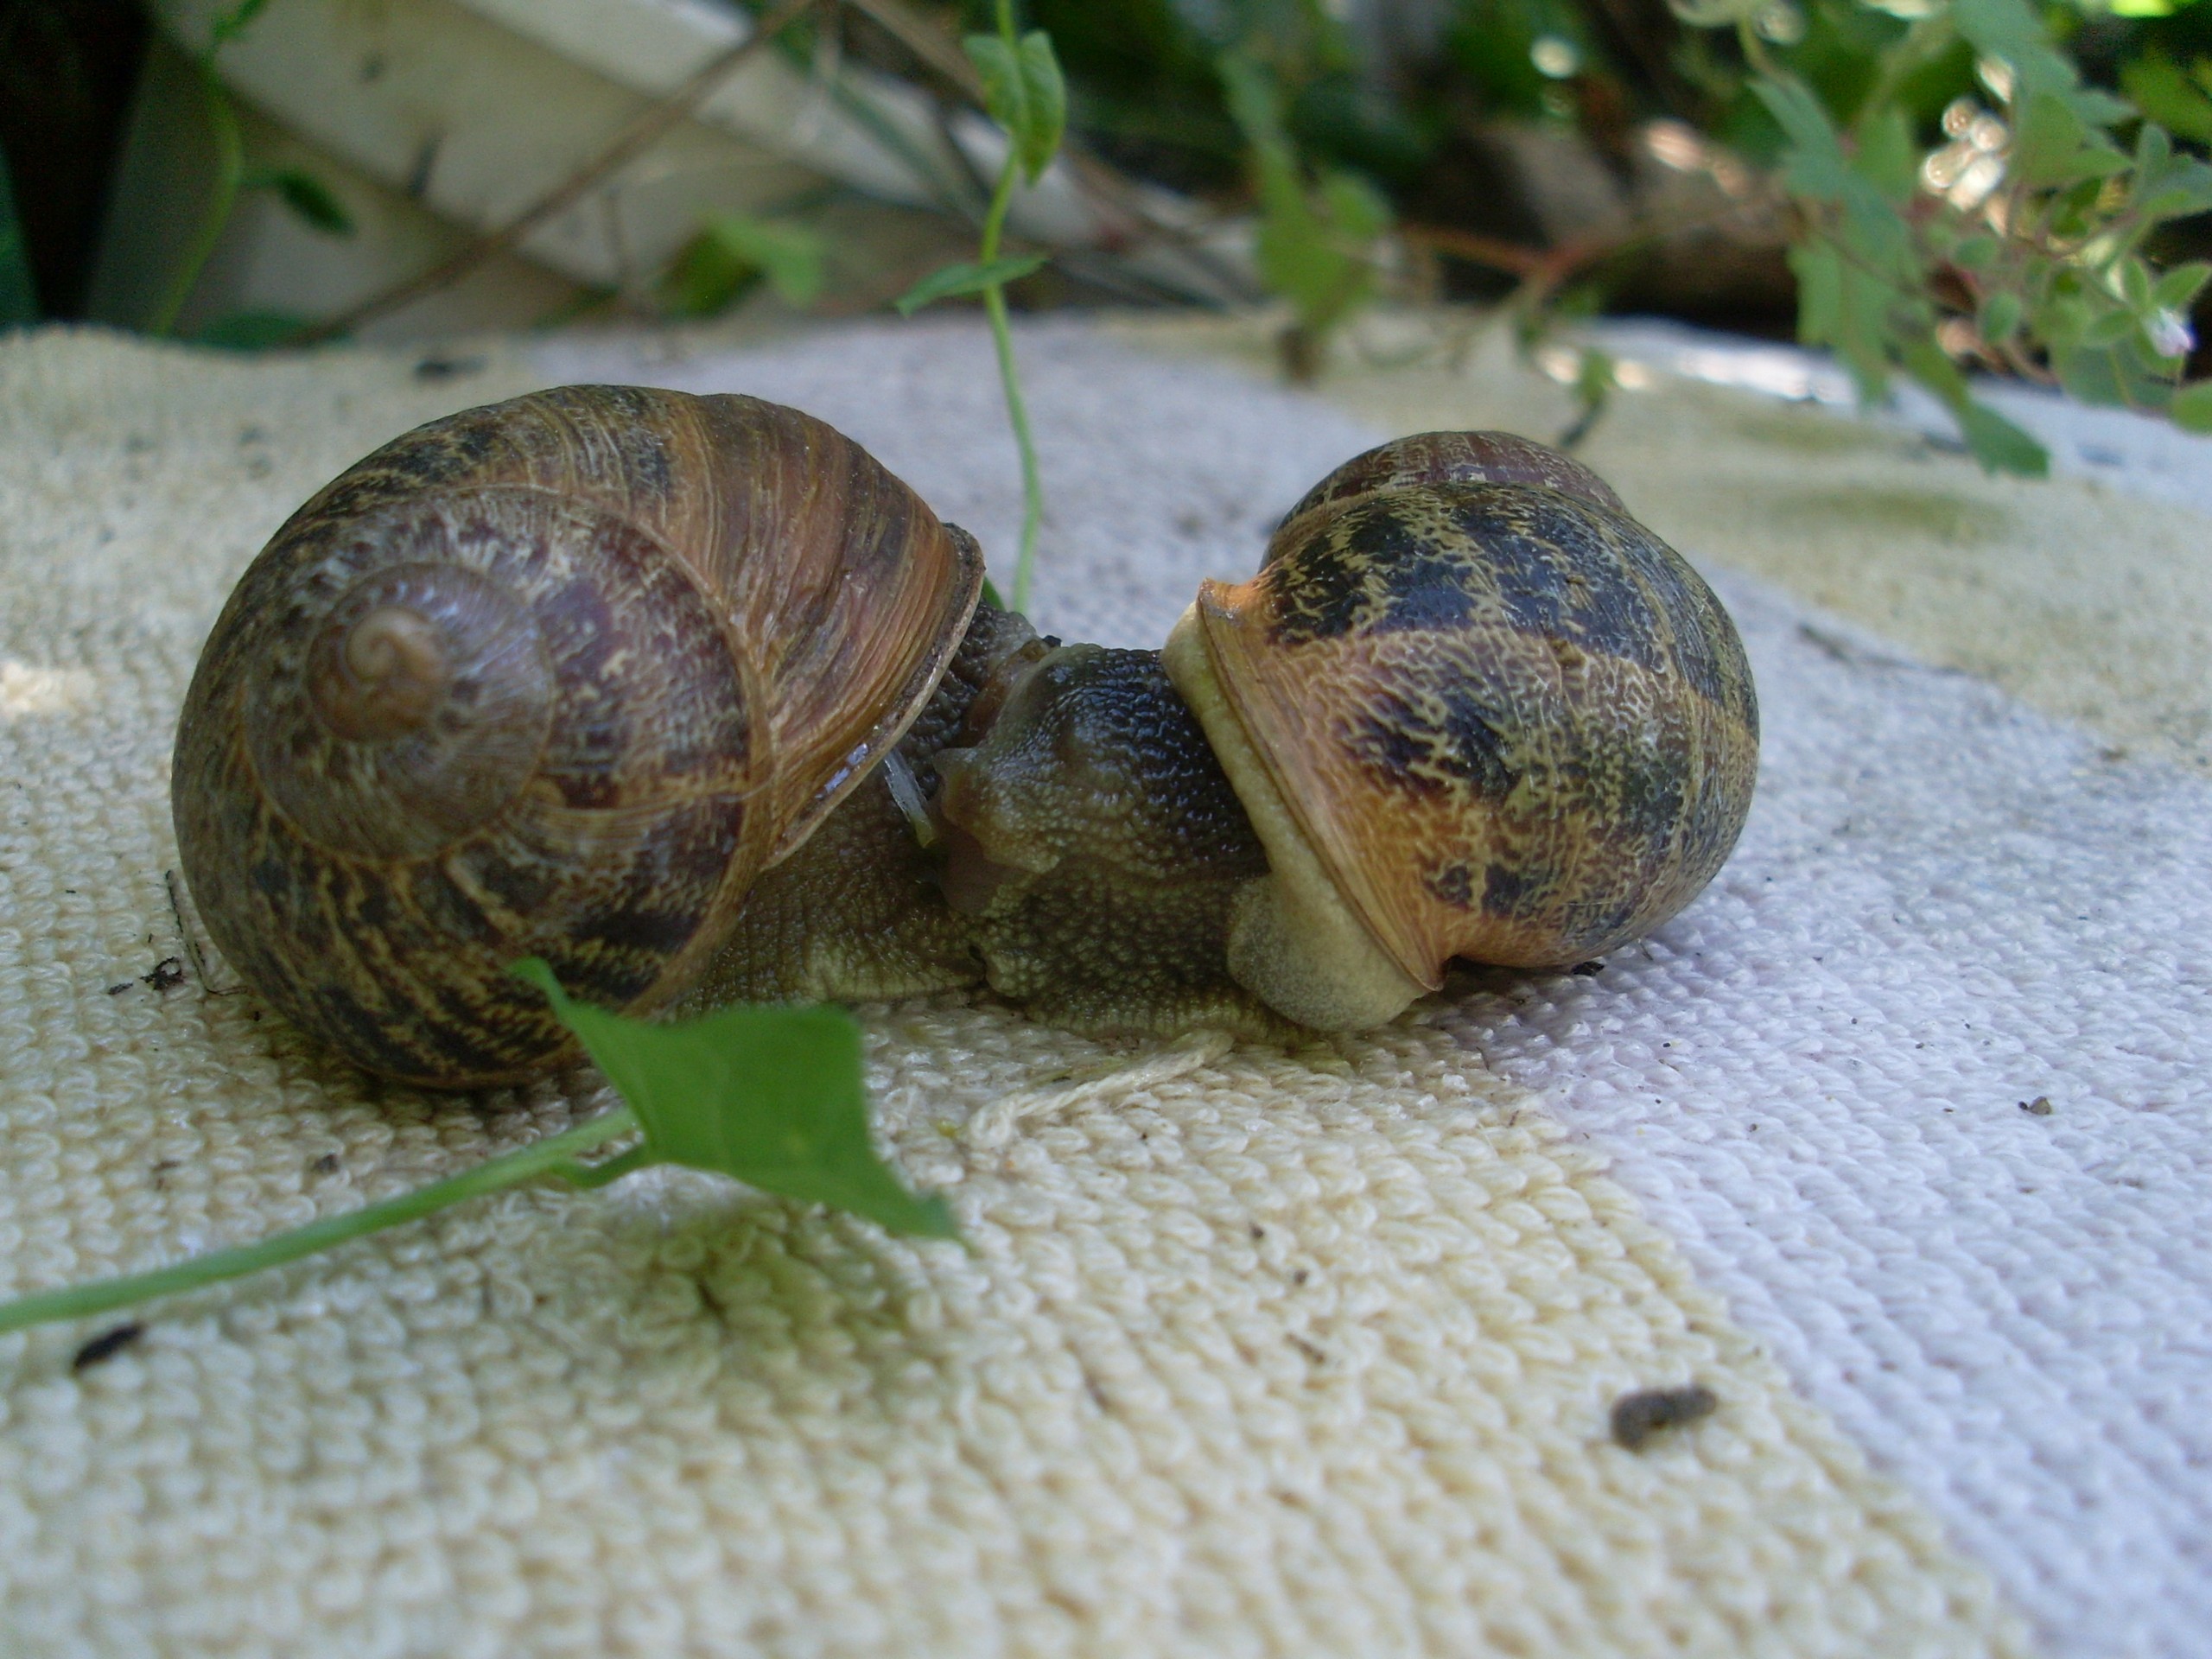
[172,387,981,1086]
[1161,431,1759,1028]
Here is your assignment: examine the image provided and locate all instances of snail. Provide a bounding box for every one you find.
[173,389,1758,1088]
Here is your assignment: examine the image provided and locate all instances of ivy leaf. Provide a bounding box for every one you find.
[246,167,354,236]
[893,254,1050,315]
[512,959,959,1240]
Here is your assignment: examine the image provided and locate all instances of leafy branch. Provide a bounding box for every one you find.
[1218,50,1392,382]
[1671,0,2212,469]
[147,0,358,342]
[0,960,955,1340]
[894,0,1065,616]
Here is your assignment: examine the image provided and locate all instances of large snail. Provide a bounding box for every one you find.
[173,387,1758,1088]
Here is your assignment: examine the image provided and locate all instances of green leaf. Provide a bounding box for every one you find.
[2135,156,2212,222]
[194,308,312,351]
[966,33,1027,142]
[246,167,354,237]
[2120,59,2212,146]
[1852,105,1918,204]
[1903,336,1971,409]
[1950,0,2088,111]
[1980,289,2023,342]
[1014,30,1067,184]
[1318,168,1392,241]
[980,576,1006,609]
[2050,343,2127,405]
[2083,306,2141,347]
[2171,381,2212,433]
[1952,235,2001,271]
[207,0,270,51]
[1789,239,1843,347]
[2153,262,2210,312]
[2010,92,2097,189]
[893,253,1050,315]
[1218,52,1388,339]
[512,959,958,1241]
[1957,401,2050,476]
[0,140,35,327]
[1751,75,1849,200]
[2119,257,2153,313]
[661,213,826,317]
[2136,118,2175,184]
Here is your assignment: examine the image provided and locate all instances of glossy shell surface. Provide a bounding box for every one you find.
[172,387,981,1084]
[1189,432,1758,985]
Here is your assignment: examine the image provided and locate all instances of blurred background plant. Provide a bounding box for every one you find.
[3,0,2209,471]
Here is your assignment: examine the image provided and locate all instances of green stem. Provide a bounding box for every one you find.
[980,0,1046,614]
[148,59,246,338]
[0,1108,639,1338]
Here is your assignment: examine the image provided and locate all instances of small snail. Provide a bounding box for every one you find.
[174,390,1757,1087]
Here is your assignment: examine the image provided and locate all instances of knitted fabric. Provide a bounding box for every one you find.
[2,319,2141,1656]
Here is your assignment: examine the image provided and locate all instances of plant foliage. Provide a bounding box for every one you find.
[661,212,829,315]
[895,0,1068,613]
[512,961,957,1238]
[0,963,954,1338]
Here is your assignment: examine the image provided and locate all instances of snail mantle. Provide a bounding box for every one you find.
[171,387,1759,1088]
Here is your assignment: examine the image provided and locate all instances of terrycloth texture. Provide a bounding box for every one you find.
[0,315,2171,1658]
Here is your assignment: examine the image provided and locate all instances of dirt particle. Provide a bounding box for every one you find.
[2019,1095,2054,1116]
[414,354,485,382]
[1611,1382,1718,1450]
[72,1322,144,1371]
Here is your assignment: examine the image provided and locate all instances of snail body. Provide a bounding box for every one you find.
[932,431,1758,1035]
[175,398,1755,1087]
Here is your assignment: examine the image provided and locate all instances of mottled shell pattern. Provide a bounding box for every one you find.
[1185,431,1758,992]
[172,387,981,1086]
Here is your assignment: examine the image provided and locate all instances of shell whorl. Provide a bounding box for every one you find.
[1271,430,1626,556]
[174,388,981,1086]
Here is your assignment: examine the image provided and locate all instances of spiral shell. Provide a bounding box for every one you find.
[1168,431,1758,1020]
[173,387,981,1086]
